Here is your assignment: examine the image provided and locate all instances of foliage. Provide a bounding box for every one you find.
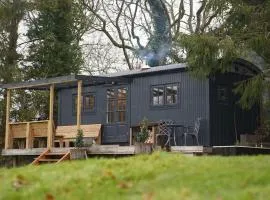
[1,153,270,199]
[234,74,265,109]
[25,0,86,78]
[177,0,270,108]
[179,33,239,77]
[254,120,270,137]
[136,117,150,143]
[10,90,49,122]
[75,129,84,148]
[0,0,27,147]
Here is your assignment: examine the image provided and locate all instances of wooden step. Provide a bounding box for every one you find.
[38,158,60,162]
[31,149,71,165]
[47,152,67,156]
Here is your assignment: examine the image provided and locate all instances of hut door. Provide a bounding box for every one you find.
[102,87,129,144]
[212,84,235,145]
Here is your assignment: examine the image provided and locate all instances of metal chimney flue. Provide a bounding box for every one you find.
[140,60,151,71]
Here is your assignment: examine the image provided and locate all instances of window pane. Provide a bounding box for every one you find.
[72,95,83,113]
[118,111,126,122]
[117,99,126,111]
[166,85,178,104]
[217,85,228,104]
[152,87,164,105]
[118,88,127,99]
[158,87,164,105]
[107,112,114,123]
[84,94,95,111]
[107,100,115,112]
[107,89,115,99]
[153,88,159,105]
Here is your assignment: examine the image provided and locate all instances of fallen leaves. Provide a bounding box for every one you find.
[142,192,154,200]
[102,169,133,190]
[117,181,133,189]
[12,175,28,190]
[45,193,55,200]
[102,170,116,180]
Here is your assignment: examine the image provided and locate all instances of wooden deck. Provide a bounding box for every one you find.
[212,146,270,155]
[3,145,270,158]
[2,145,136,156]
[171,146,212,155]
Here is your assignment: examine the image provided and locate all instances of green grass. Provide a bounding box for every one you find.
[0,152,270,200]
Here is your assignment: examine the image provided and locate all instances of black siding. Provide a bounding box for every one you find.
[129,72,210,146]
[58,85,106,125]
[209,73,260,146]
[58,71,211,146]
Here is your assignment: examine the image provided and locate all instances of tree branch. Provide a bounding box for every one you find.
[188,0,194,33]
[195,0,206,33]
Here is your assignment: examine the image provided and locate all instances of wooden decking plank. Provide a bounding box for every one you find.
[39,158,59,162]
[2,148,47,156]
[2,145,136,156]
[170,146,212,153]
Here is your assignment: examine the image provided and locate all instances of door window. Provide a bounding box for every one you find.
[107,87,127,123]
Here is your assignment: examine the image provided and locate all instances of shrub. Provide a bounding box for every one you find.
[75,129,84,148]
[136,117,150,143]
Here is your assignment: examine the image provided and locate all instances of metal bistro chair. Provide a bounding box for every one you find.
[156,120,175,147]
[183,118,201,146]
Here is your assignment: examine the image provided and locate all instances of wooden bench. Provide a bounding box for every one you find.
[55,124,102,147]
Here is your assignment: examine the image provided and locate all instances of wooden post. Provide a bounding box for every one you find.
[47,84,54,148]
[129,128,132,146]
[152,126,156,145]
[25,122,31,149]
[5,89,11,149]
[77,80,82,130]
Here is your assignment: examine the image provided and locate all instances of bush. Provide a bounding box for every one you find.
[136,117,150,143]
[75,129,84,148]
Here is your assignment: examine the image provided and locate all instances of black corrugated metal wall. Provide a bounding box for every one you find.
[209,73,260,146]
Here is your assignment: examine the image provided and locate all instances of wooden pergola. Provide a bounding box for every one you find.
[1,75,128,150]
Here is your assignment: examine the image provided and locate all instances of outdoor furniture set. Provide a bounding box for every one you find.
[155,118,201,147]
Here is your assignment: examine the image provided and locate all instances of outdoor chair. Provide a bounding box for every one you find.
[183,117,201,146]
[155,120,175,147]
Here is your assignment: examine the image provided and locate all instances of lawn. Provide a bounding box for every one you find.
[0,152,270,200]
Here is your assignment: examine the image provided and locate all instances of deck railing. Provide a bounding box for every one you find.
[7,120,49,149]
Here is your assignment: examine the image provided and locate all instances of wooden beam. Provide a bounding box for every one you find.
[3,77,77,90]
[5,89,11,149]
[25,122,31,149]
[77,80,82,130]
[47,84,54,148]
[56,152,70,164]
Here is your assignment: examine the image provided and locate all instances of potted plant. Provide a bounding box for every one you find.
[70,129,87,159]
[135,117,152,154]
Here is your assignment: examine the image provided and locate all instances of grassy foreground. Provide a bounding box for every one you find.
[0,152,270,200]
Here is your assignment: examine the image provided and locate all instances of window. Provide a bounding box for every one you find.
[72,93,96,114]
[84,94,95,112]
[107,88,127,123]
[72,95,82,114]
[117,88,127,122]
[166,85,178,104]
[153,86,164,105]
[217,85,229,104]
[107,89,115,123]
[151,83,179,106]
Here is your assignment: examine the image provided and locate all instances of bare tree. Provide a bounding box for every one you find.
[81,0,230,70]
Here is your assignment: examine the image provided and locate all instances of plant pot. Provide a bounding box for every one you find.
[134,142,152,154]
[70,148,87,160]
